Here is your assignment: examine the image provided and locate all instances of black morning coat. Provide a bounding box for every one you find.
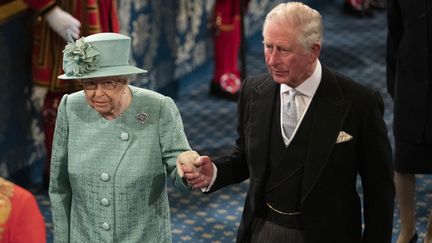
[208,65,395,243]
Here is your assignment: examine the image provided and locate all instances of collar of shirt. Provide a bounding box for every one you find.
[279,60,322,145]
[280,60,322,98]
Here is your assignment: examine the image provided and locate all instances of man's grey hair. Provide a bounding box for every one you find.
[262,2,323,51]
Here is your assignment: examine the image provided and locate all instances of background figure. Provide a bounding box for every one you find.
[209,0,248,101]
[50,33,193,242]
[0,1,46,187]
[387,0,432,242]
[25,0,119,186]
[183,2,394,242]
[343,0,386,17]
[0,177,46,242]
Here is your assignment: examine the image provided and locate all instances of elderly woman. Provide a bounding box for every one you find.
[49,32,197,242]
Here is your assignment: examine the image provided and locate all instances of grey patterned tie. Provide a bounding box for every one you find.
[283,89,298,139]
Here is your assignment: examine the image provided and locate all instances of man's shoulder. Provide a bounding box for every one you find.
[245,73,271,83]
[243,73,273,89]
[322,65,375,96]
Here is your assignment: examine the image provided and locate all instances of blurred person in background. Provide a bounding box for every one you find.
[26,0,119,188]
[387,0,432,242]
[0,176,45,243]
[343,0,386,17]
[209,0,249,101]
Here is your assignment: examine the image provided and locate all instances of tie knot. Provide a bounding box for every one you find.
[286,89,298,101]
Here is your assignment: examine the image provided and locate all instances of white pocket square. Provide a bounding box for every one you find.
[336,131,353,143]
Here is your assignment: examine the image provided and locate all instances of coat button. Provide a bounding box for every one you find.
[120,132,129,141]
[101,198,110,206]
[102,223,110,231]
[100,173,110,182]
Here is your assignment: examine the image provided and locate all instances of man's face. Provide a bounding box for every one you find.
[263,20,317,87]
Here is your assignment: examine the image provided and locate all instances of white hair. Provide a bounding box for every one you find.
[263,2,323,51]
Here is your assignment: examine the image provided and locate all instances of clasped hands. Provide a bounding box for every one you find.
[176,151,214,189]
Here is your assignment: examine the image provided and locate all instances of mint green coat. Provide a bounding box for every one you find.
[49,86,191,242]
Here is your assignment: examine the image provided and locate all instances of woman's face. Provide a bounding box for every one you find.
[81,76,127,118]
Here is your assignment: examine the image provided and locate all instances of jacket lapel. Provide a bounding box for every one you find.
[301,67,352,203]
[248,76,278,179]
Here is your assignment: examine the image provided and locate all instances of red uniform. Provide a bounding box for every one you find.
[210,0,247,100]
[26,0,119,181]
[27,0,119,91]
[0,178,46,243]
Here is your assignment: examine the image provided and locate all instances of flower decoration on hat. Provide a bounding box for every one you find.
[62,37,101,77]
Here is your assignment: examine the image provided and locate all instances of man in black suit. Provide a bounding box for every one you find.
[181,2,395,242]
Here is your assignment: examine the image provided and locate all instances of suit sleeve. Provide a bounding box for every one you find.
[48,94,72,242]
[159,96,192,191]
[10,185,46,243]
[209,77,250,192]
[358,91,395,243]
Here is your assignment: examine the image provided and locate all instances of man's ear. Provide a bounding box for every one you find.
[309,43,321,62]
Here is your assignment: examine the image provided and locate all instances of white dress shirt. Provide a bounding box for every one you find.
[280,60,322,146]
[203,60,322,191]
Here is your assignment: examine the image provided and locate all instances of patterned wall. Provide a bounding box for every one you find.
[117,0,283,93]
[0,0,284,186]
[117,0,215,93]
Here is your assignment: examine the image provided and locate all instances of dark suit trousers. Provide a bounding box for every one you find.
[251,216,306,243]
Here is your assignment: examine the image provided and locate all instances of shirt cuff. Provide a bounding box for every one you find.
[201,163,217,192]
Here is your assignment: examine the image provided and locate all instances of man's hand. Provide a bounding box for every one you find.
[182,156,214,189]
[45,6,81,41]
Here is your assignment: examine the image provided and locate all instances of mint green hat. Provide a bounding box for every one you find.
[58,32,147,80]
